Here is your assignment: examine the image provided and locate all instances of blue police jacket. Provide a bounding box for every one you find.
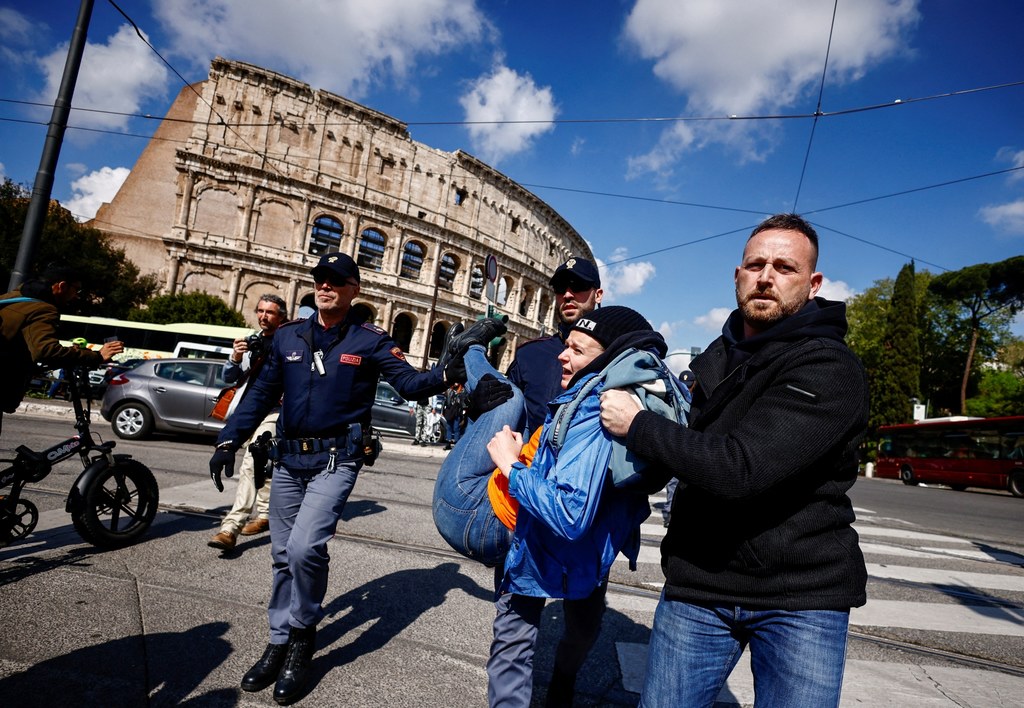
[217,314,447,468]
[506,326,569,434]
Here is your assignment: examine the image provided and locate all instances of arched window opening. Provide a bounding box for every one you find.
[350,303,373,325]
[428,321,449,359]
[469,264,485,300]
[438,253,459,291]
[308,215,342,256]
[454,187,468,206]
[537,294,552,329]
[496,276,511,306]
[298,293,317,320]
[391,313,414,352]
[519,285,534,317]
[401,241,426,280]
[358,228,386,271]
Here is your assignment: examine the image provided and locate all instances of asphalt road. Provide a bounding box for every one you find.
[2,408,1023,707]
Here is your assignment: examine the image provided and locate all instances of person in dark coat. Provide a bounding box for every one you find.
[1,265,122,432]
[601,213,869,707]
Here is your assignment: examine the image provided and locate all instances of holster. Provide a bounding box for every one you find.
[362,426,382,467]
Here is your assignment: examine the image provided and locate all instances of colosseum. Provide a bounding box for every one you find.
[91,57,594,370]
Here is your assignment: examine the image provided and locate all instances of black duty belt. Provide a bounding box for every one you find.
[278,431,349,455]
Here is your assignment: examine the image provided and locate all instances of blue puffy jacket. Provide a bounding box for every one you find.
[500,347,688,600]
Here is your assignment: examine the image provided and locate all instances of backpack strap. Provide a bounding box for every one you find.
[0,297,41,308]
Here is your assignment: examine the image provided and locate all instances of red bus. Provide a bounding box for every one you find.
[875,416,1024,497]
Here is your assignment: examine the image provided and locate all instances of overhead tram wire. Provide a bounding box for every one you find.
[4,97,1002,276]
[6,6,1020,279]
[792,0,839,213]
[3,76,1022,131]
[4,101,1009,276]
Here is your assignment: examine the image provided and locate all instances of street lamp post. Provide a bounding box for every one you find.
[9,0,95,290]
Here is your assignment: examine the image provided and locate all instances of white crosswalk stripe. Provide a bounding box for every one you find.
[608,499,1024,706]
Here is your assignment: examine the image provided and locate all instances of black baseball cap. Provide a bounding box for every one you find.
[549,256,600,291]
[311,252,360,284]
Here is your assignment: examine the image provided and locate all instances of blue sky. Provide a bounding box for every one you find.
[2,0,1022,353]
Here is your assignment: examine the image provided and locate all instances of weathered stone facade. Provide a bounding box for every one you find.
[92,57,593,370]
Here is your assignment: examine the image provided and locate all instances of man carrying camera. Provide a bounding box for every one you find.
[209,293,288,551]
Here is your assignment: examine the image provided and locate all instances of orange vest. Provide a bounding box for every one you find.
[487,426,542,530]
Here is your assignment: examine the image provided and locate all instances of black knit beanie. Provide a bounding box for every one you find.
[570,305,653,348]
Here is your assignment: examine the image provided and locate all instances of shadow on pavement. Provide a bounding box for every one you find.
[0,621,235,708]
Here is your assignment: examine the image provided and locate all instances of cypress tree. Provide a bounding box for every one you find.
[869,261,921,429]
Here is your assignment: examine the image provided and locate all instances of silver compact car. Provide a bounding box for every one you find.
[101,358,230,440]
[371,382,418,437]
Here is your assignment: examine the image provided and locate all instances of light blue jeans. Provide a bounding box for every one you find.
[640,595,850,707]
[432,345,524,567]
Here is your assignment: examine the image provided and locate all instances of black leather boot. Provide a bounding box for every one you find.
[273,625,316,705]
[240,642,288,692]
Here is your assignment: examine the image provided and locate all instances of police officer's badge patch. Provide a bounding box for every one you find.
[390,346,406,361]
[340,354,362,365]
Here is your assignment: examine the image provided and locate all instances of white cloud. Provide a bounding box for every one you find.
[996,146,1024,182]
[459,65,558,164]
[818,276,857,302]
[65,166,131,221]
[979,199,1024,236]
[0,7,35,44]
[622,0,920,176]
[36,24,170,133]
[695,307,732,332]
[0,162,6,181]
[155,0,489,99]
[596,249,656,300]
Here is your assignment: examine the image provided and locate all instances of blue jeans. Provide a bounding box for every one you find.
[640,596,850,708]
[267,457,361,644]
[448,416,462,444]
[432,346,524,566]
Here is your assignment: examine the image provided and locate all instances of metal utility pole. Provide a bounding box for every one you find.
[8,0,94,291]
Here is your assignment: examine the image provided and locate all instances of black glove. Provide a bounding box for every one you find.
[209,446,236,492]
[444,354,467,385]
[466,374,513,420]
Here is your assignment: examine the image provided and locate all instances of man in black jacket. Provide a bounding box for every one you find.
[601,214,869,707]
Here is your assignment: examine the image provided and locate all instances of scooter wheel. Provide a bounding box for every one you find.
[0,497,39,544]
[71,459,159,548]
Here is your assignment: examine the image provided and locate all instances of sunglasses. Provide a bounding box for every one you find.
[552,278,594,294]
[314,275,358,288]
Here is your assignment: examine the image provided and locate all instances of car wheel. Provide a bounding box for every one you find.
[112,402,154,440]
[1009,471,1024,499]
[899,465,918,486]
[949,484,967,492]
[429,420,446,444]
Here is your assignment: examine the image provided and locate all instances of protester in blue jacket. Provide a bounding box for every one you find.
[433,306,689,707]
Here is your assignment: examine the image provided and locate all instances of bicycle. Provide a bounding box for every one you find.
[0,366,159,548]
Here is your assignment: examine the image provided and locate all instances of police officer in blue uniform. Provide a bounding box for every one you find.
[208,252,499,704]
[506,256,603,434]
